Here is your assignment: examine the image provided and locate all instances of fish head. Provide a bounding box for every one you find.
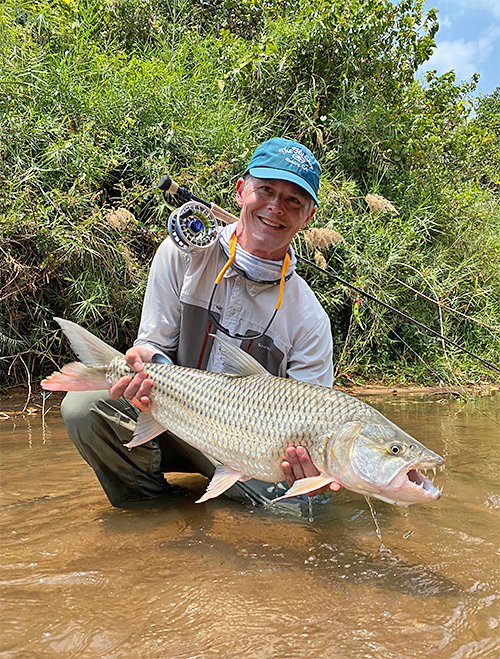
[326,418,444,506]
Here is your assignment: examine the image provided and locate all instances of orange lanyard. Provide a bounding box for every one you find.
[208,232,291,340]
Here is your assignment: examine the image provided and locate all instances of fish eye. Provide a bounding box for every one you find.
[390,443,403,455]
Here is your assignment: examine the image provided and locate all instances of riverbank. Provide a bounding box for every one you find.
[2,381,498,418]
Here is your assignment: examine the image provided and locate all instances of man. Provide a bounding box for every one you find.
[61,137,342,507]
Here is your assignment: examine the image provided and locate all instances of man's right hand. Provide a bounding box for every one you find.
[109,347,155,411]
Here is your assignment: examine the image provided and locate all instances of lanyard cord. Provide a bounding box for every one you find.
[214,232,290,310]
[214,231,237,284]
[276,251,291,310]
[208,232,291,340]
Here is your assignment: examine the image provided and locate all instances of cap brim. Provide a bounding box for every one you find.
[248,167,319,205]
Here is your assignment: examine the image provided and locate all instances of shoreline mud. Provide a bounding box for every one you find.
[1,381,498,418]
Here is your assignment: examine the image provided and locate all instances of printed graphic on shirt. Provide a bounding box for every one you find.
[241,334,284,376]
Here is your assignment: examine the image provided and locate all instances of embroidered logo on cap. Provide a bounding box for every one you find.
[278,146,315,172]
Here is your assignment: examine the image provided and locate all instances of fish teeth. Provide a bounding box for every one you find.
[433,467,437,476]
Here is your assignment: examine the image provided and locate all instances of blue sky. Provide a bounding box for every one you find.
[417,0,499,97]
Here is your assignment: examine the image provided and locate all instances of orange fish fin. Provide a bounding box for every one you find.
[196,465,244,503]
[41,362,108,391]
[272,474,335,502]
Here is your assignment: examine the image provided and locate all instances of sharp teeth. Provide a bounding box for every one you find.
[433,467,437,476]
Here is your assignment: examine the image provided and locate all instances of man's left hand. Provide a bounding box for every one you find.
[281,446,342,496]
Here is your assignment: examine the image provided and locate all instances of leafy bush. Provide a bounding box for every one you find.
[1,0,499,387]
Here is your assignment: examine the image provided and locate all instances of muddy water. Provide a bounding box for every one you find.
[1,393,499,659]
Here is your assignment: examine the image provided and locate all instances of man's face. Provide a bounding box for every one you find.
[235,177,316,260]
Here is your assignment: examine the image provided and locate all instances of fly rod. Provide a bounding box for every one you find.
[158,174,500,375]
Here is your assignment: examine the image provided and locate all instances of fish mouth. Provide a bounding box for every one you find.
[389,462,445,503]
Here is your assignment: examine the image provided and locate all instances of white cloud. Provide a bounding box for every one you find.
[439,0,500,20]
[425,39,481,80]
[421,25,499,83]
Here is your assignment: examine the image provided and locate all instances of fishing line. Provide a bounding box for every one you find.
[319,239,498,334]
[361,306,500,427]
[320,196,498,333]
[383,266,497,333]
[375,316,452,386]
[295,254,500,376]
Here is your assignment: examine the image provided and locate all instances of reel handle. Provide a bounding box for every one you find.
[209,203,238,226]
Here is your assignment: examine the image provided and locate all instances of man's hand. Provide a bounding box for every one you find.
[282,445,342,496]
[109,347,155,411]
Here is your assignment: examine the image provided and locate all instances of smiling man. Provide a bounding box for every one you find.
[61,137,342,509]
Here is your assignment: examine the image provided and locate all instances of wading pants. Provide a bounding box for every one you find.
[60,390,298,508]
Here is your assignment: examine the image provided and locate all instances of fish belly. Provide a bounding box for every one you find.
[135,362,366,482]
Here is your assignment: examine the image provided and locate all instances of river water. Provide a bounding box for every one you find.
[1,392,499,659]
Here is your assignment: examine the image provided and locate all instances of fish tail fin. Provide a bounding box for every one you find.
[53,317,123,367]
[41,318,124,392]
[41,362,109,391]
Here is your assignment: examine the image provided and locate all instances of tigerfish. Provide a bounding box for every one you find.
[42,318,444,506]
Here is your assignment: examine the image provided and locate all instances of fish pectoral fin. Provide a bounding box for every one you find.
[124,412,165,448]
[272,474,336,502]
[196,465,245,503]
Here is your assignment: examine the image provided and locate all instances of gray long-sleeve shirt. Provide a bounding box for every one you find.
[134,224,334,387]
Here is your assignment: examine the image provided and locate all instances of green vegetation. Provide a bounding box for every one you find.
[1,0,499,388]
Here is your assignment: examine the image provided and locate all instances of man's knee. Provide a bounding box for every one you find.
[61,390,138,450]
[60,390,114,451]
[60,390,97,427]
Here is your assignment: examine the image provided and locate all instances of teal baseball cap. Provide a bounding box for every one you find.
[244,137,320,204]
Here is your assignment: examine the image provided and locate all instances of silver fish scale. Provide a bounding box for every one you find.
[107,357,374,482]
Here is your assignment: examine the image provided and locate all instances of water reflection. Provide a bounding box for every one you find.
[1,393,499,659]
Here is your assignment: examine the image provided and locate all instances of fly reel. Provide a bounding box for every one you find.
[168,201,218,252]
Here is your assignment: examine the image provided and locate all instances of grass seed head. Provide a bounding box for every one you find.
[365,194,399,214]
[106,208,136,230]
[314,250,328,269]
[305,228,346,250]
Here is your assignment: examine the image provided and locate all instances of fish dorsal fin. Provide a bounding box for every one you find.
[211,334,271,377]
[55,317,123,367]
